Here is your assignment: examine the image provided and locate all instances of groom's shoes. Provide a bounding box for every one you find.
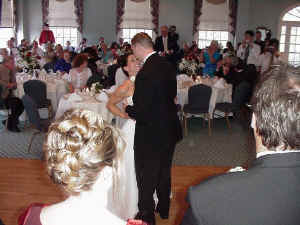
[135,211,156,225]
[155,205,169,220]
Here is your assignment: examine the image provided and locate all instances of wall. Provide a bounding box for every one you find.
[236,0,300,43]
[83,0,117,45]
[159,0,194,46]
[17,0,300,46]
[23,0,43,42]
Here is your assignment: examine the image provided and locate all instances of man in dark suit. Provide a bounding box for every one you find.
[154,25,179,56]
[126,33,182,225]
[181,66,300,225]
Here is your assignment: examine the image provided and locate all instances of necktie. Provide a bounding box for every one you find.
[244,45,250,64]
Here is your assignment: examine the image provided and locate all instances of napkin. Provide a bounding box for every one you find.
[96,92,109,102]
[68,93,83,102]
[213,78,226,88]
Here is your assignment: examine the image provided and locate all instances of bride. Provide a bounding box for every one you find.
[107,51,140,220]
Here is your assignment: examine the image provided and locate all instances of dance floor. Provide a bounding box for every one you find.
[0,158,229,225]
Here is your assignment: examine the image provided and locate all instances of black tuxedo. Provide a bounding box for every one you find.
[154,34,179,53]
[181,152,300,225]
[126,53,182,218]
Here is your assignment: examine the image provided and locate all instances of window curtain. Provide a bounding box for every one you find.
[116,0,125,35]
[41,0,49,25]
[0,0,2,26]
[74,0,83,33]
[1,0,13,27]
[150,0,159,35]
[13,0,17,36]
[48,0,77,27]
[193,0,203,36]
[228,0,238,38]
[198,0,229,31]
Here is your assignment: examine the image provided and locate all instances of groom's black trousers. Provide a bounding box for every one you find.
[134,142,176,216]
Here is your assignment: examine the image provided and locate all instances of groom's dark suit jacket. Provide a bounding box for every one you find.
[181,152,300,225]
[126,53,182,148]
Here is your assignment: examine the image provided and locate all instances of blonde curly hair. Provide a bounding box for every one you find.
[44,109,124,195]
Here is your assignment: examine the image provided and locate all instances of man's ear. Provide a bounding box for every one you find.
[251,113,256,130]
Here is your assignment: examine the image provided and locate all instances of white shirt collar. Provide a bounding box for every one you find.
[143,51,156,63]
[256,150,300,158]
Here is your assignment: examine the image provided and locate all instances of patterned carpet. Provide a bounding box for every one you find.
[0,114,255,166]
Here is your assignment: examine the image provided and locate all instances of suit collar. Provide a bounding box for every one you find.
[143,51,156,63]
[252,152,300,168]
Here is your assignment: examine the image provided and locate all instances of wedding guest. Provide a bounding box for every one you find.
[67,54,92,92]
[200,40,221,77]
[0,48,9,58]
[258,39,282,75]
[254,30,265,53]
[76,38,88,53]
[119,38,124,48]
[154,25,179,55]
[0,56,24,132]
[18,39,29,51]
[64,40,75,52]
[97,36,105,57]
[223,41,235,56]
[7,39,18,57]
[237,30,261,67]
[181,65,300,225]
[83,47,100,75]
[18,109,147,225]
[31,41,44,58]
[53,50,72,74]
[39,23,55,48]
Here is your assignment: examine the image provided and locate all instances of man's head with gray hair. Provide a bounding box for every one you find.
[160,25,169,37]
[252,65,300,152]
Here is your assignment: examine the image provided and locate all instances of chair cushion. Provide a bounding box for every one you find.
[215,103,234,112]
[183,104,209,114]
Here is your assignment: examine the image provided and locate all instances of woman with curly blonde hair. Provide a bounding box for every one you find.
[18,109,147,225]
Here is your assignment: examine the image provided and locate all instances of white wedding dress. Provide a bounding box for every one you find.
[110,96,139,220]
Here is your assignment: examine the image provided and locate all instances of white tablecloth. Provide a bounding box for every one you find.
[15,73,68,112]
[177,77,232,118]
[55,93,114,123]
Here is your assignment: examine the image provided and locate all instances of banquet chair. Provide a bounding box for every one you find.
[23,80,53,152]
[86,74,102,88]
[104,64,120,88]
[183,84,212,136]
[213,81,252,129]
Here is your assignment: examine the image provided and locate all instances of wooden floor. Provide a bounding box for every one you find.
[0,158,229,225]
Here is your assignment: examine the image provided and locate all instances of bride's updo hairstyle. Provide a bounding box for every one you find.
[44,109,124,195]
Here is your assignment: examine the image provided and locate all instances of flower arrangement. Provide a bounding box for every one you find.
[17,49,41,75]
[90,82,104,95]
[178,58,201,77]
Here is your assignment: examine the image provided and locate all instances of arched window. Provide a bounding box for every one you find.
[120,0,153,43]
[0,0,14,48]
[48,0,79,47]
[279,4,300,66]
[197,0,230,49]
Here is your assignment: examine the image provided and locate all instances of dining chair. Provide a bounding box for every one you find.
[183,84,212,136]
[23,80,53,152]
[213,81,252,129]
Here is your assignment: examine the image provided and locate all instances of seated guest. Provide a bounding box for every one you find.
[43,54,57,73]
[31,40,44,58]
[199,40,221,77]
[223,41,235,56]
[18,109,147,225]
[0,56,24,132]
[83,47,100,75]
[7,39,18,57]
[66,54,92,92]
[64,40,75,52]
[53,50,72,74]
[181,66,300,225]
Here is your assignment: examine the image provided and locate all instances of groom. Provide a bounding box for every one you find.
[125,33,182,225]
